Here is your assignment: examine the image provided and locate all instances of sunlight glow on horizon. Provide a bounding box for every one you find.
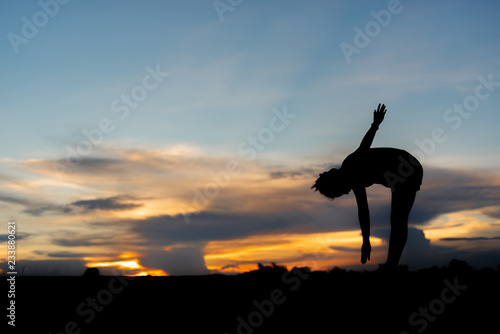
[86,260,142,270]
[204,231,385,273]
[133,270,168,277]
[85,259,168,276]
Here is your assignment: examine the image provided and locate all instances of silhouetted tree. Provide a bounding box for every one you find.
[82,267,100,277]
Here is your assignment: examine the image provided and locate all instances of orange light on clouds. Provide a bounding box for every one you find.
[86,260,142,270]
[85,258,169,276]
[423,210,500,251]
[109,199,189,218]
[204,231,384,273]
[119,252,141,259]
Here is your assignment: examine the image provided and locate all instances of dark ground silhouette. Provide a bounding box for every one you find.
[4,260,499,333]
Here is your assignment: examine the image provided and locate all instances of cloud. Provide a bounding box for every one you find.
[139,246,210,276]
[23,204,73,216]
[412,184,500,226]
[17,195,143,216]
[51,230,142,247]
[127,210,313,247]
[372,227,451,269]
[0,193,30,205]
[0,232,32,242]
[0,190,74,216]
[46,251,90,258]
[26,146,224,181]
[71,195,142,212]
[33,250,90,258]
[269,167,316,180]
[51,157,124,174]
[330,246,358,252]
[482,206,500,220]
[440,236,500,241]
[221,264,239,270]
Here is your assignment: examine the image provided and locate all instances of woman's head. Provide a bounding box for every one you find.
[311,168,351,199]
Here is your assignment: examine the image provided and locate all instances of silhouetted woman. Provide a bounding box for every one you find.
[312,104,423,269]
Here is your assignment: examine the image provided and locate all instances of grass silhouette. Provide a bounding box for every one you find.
[5,260,499,333]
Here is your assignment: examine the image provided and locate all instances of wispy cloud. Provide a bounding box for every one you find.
[440,236,500,242]
[7,194,144,216]
[71,195,142,212]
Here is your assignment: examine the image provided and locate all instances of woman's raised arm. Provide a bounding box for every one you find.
[358,103,386,150]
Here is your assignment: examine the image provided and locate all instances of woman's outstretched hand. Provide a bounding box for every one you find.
[361,241,371,264]
[373,103,386,126]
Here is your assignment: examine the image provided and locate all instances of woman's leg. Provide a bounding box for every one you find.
[386,189,417,268]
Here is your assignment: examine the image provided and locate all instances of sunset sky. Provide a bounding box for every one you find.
[1,0,500,276]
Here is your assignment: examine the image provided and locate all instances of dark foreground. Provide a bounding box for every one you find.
[3,261,499,333]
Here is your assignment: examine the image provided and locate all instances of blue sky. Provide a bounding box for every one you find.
[1,0,500,275]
